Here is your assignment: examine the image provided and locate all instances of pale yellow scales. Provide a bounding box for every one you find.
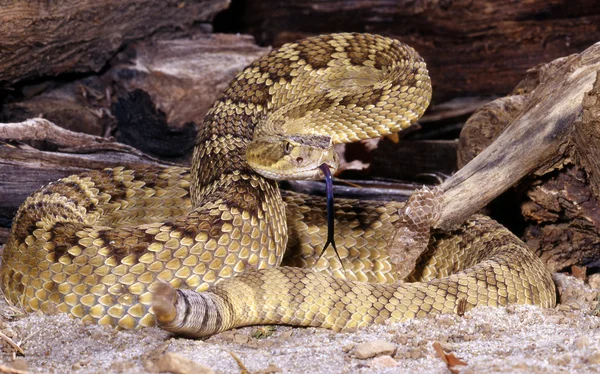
[1,33,555,336]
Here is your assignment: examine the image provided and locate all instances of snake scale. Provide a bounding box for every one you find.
[1,33,555,336]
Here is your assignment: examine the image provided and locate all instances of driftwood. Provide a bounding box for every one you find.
[109,35,268,129]
[1,35,268,158]
[235,0,600,101]
[0,0,229,86]
[521,78,600,272]
[438,42,600,231]
[448,45,600,271]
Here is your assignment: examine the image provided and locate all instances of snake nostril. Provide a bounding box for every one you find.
[296,157,303,164]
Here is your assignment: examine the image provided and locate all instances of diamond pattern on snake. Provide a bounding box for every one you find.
[1,33,555,336]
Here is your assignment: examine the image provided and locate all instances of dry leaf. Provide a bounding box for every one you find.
[572,265,587,281]
[432,341,467,374]
[230,352,250,374]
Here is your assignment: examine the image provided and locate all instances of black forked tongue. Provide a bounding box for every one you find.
[318,164,345,273]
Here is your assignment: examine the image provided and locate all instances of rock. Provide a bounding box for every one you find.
[354,340,397,359]
[546,315,564,324]
[574,336,590,350]
[279,330,293,340]
[255,364,283,373]
[410,348,422,359]
[8,358,28,372]
[369,355,399,368]
[233,333,249,345]
[589,273,600,289]
[342,342,356,352]
[587,351,600,365]
[479,323,493,334]
[549,353,572,366]
[437,316,455,327]
[554,273,598,312]
[151,352,214,374]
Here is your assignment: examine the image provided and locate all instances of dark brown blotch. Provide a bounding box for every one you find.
[345,34,374,67]
[258,55,295,84]
[97,227,155,263]
[50,222,83,261]
[41,181,95,212]
[86,169,128,202]
[339,87,385,108]
[224,77,270,106]
[297,35,336,69]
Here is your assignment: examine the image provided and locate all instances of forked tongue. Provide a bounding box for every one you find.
[318,164,345,272]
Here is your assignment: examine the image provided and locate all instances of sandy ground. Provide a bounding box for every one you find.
[0,265,598,373]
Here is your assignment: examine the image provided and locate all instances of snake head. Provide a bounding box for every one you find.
[246,135,339,180]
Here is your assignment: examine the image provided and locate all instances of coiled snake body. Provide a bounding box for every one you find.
[1,33,555,335]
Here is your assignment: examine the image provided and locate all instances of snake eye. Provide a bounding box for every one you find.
[284,141,292,155]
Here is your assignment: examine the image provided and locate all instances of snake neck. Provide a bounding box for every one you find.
[190,102,273,204]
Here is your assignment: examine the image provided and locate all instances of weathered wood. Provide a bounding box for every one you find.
[457,95,529,169]
[420,97,495,124]
[281,180,415,202]
[111,34,267,160]
[521,165,600,272]
[518,71,600,271]
[571,74,600,199]
[1,118,119,150]
[450,51,600,271]
[235,0,600,101]
[457,53,575,168]
[0,94,110,137]
[438,42,600,230]
[1,34,268,159]
[0,0,229,86]
[109,34,268,134]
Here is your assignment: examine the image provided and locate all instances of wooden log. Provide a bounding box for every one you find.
[1,34,268,160]
[521,165,600,272]
[0,94,110,137]
[109,34,268,130]
[452,48,600,271]
[457,54,574,168]
[520,72,600,271]
[0,0,229,86]
[437,42,600,232]
[235,0,600,101]
[571,74,600,199]
[456,96,529,169]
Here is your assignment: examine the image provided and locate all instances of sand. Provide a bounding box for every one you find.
[0,259,598,373]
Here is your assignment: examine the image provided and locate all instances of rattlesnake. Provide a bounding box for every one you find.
[1,33,555,335]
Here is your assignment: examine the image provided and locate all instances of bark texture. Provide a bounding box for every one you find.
[454,47,600,271]
[0,0,230,86]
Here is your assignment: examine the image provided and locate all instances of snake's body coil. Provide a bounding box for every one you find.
[1,33,555,334]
